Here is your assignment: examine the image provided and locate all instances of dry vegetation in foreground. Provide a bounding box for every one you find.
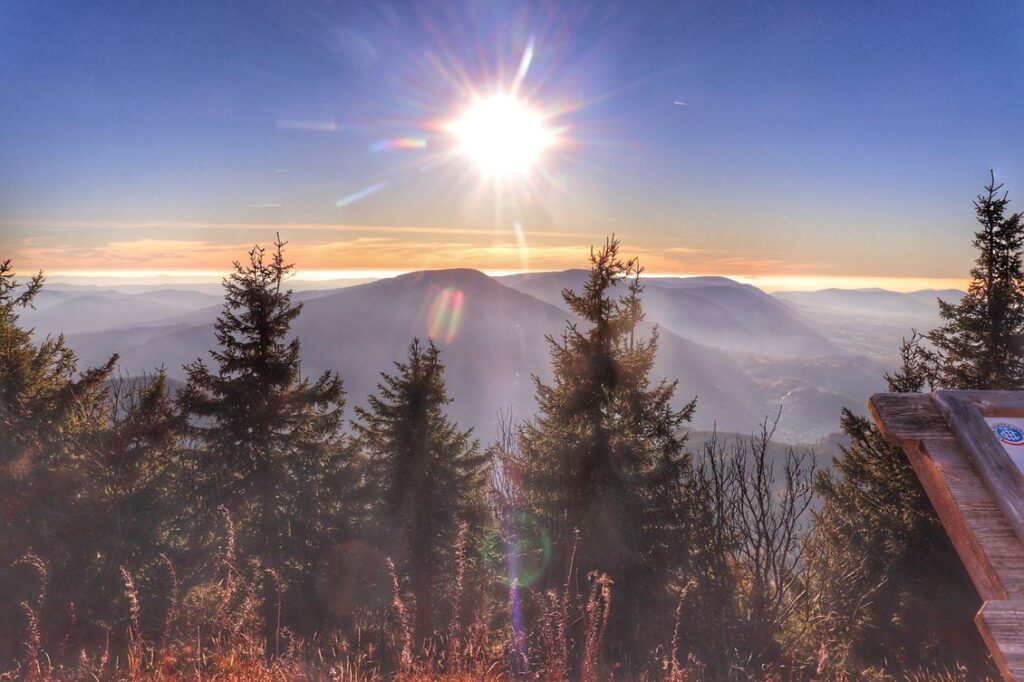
[0,517,976,682]
[3,230,1006,681]
[0,517,666,682]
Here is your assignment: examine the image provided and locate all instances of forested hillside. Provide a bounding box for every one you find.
[2,174,1021,681]
[28,268,943,444]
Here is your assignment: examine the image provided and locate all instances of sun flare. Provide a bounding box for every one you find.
[446,93,557,176]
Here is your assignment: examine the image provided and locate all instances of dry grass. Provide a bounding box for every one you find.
[0,556,640,681]
[0,518,985,681]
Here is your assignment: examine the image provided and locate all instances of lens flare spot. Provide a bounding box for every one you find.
[427,287,464,343]
[335,180,390,208]
[513,38,535,88]
[481,512,553,588]
[370,137,428,152]
[513,221,529,271]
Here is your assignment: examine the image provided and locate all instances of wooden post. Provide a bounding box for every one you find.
[871,391,1024,682]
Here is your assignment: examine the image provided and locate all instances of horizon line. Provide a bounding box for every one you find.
[37,268,970,293]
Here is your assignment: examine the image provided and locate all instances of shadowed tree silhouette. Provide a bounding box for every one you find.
[177,236,352,632]
[808,341,992,673]
[0,260,118,659]
[928,172,1024,389]
[517,237,696,668]
[354,338,486,644]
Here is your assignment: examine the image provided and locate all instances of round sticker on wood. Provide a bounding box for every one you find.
[993,423,1024,447]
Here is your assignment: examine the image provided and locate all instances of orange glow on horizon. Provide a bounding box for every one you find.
[37,268,969,293]
[8,225,969,293]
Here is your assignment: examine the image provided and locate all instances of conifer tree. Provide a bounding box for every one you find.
[807,177,1024,676]
[0,262,117,542]
[928,172,1024,389]
[0,261,117,658]
[353,338,486,643]
[76,372,179,615]
[177,237,350,627]
[809,341,990,674]
[517,237,695,664]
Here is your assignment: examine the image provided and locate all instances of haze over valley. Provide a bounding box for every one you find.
[27,270,963,444]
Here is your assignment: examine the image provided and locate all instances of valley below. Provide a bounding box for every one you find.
[27,270,963,446]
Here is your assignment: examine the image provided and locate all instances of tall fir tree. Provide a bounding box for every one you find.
[928,172,1024,389]
[177,237,351,629]
[353,338,486,643]
[0,261,117,659]
[75,372,179,625]
[517,237,695,667]
[811,176,1024,675]
[808,344,991,674]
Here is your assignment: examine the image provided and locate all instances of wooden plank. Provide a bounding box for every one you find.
[905,437,1011,600]
[933,391,1024,549]
[869,392,950,446]
[871,392,1024,681]
[923,436,1024,599]
[871,394,1024,601]
[939,390,1024,417]
[977,600,1024,682]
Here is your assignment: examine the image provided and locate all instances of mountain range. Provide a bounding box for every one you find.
[24,271,960,444]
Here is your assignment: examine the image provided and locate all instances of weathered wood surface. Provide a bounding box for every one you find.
[869,392,950,444]
[873,390,1024,425]
[942,390,1024,417]
[978,601,1024,682]
[932,391,1024,551]
[899,437,1017,601]
[869,392,1024,600]
[870,392,1024,681]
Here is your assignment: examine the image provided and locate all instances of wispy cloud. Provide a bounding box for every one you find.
[9,237,819,277]
[0,219,584,239]
[14,239,245,271]
[5,219,835,278]
[8,230,969,292]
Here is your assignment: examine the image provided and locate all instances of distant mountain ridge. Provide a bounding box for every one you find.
[498,270,840,356]
[46,269,962,443]
[770,286,962,362]
[772,287,965,319]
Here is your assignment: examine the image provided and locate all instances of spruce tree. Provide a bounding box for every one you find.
[809,343,990,674]
[808,177,1024,676]
[177,237,350,629]
[517,237,695,665]
[353,338,486,643]
[0,261,117,546]
[75,373,179,627]
[0,261,116,659]
[928,172,1024,389]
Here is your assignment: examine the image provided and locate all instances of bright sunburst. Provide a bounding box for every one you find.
[446,93,557,177]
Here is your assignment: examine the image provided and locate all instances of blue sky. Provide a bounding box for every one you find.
[2,0,1022,285]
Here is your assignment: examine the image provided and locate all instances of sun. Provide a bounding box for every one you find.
[446,93,557,177]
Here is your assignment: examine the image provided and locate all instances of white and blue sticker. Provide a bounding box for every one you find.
[993,422,1024,447]
[984,417,1024,472]
[991,419,1024,446]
